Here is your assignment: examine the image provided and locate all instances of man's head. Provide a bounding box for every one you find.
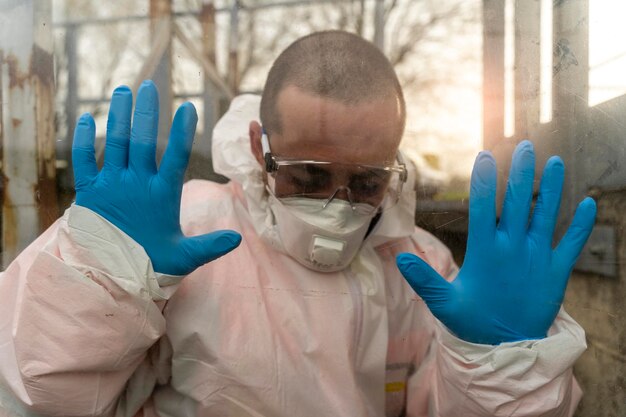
[250,30,406,167]
[247,31,407,272]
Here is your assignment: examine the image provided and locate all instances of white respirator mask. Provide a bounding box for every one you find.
[260,130,406,272]
[268,194,377,272]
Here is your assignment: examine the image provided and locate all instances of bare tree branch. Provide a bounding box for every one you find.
[385,0,400,20]
[239,9,256,81]
[355,0,366,36]
[388,2,465,66]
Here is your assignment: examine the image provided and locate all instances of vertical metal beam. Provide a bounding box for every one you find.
[373,0,385,53]
[228,0,240,94]
[482,0,505,151]
[513,0,541,140]
[150,0,173,162]
[552,0,589,237]
[63,23,78,192]
[202,1,219,136]
[0,0,57,267]
[483,0,513,216]
[190,0,223,181]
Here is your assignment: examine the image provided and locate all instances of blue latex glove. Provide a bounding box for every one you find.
[72,80,241,276]
[397,141,596,345]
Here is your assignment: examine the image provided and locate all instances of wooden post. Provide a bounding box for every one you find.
[202,1,219,133]
[373,0,385,52]
[228,0,239,94]
[149,0,173,162]
[63,23,78,193]
[482,0,506,151]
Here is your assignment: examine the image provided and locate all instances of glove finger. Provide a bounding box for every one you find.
[467,151,497,253]
[498,140,536,241]
[396,253,453,319]
[529,156,564,243]
[181,230,242,269]
[129,80,159,175]
[103,85,132,170]
[159,102,198,185]
[72,113,98,188]
[553,197,597,276]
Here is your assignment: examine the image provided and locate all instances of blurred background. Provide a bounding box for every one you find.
[0,0,624,415]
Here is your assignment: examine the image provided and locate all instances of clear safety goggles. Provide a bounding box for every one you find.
[262,133,408,215]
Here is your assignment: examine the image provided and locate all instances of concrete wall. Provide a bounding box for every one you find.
[566,189,626,416]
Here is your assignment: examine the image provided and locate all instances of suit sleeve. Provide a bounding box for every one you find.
[404,232,585,417]
[0,205,179,417]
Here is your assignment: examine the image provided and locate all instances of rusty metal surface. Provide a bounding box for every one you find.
[0,0,56,267]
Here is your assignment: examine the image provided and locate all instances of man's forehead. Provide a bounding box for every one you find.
[270,85,402,165]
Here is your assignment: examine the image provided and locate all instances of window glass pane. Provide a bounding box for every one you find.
[0,1,623,416]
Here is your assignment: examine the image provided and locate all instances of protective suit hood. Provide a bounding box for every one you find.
[211,94,418,254]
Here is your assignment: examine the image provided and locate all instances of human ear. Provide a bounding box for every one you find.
[249,120,264,167]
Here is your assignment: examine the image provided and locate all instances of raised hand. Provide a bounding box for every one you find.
[72,80,241,276]
[397,141,596,345]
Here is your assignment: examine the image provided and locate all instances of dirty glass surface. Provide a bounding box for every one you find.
[0,0,623,416]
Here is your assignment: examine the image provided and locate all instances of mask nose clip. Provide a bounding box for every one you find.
[323,186,356,210]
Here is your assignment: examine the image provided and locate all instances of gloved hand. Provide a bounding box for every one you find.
[397,141,596,345]
[72,80,241,276]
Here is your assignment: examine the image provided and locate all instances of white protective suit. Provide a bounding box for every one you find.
[0,95,586,417]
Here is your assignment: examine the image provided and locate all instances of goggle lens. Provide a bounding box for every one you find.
[267,161,406,214]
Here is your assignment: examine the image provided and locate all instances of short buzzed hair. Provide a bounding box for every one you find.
[260,30,406,138]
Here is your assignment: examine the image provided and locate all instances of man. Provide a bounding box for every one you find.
[0,31,596,416]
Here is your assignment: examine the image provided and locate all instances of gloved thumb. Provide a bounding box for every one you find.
[396,253,453,316]
[181,230,242,268]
